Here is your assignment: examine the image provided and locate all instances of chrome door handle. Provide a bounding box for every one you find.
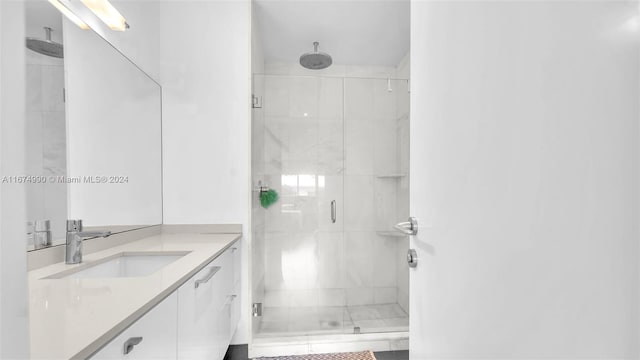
[331,200,337,223]
[194,266,220,288]
[407,249,418,268]
[394,217,418,235]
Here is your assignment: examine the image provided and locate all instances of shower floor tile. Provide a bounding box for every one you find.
[256,303,408,337]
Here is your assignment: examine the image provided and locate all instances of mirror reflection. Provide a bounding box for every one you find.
[24,1,162,251]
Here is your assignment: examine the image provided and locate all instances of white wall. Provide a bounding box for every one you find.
[158,0,250,226]
[410,1,639,358]
[158,0,251,343]
[0,1,29,357]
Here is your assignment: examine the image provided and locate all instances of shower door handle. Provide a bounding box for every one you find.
[331,200,336,223]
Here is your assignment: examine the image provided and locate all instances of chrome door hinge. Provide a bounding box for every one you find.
[252,302,263,317]
[252,95,263,108]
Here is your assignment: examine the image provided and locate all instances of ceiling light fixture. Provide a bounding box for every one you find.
[80,0,129,31]
[47,0,89,30]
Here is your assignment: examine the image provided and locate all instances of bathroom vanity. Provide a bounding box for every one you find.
[28,231,241,359]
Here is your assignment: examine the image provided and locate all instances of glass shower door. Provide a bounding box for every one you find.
[254,74,347,337]
[252,74,409,339]
[341,77,410,335]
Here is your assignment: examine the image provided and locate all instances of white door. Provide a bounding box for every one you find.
[409,1,639,359]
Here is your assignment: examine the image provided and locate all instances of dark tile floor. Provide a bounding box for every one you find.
[224,345,409,360]
[373,350,409,360]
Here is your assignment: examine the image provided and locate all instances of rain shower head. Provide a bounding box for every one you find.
[26,27,63,58]
[299,42,332,70]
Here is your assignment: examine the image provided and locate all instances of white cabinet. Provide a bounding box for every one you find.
[91,240,242,360]
[177,241,241,359]
[91,292,178,360]
[176,259,225,359]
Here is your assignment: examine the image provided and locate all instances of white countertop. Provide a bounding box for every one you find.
[28,232,241,359]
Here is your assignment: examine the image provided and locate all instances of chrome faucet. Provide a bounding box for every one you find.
[65,220,111,264]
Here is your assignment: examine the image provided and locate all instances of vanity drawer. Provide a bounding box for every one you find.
[90,292,177,360]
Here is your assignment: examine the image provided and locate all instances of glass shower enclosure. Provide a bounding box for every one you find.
[251,73,409,339]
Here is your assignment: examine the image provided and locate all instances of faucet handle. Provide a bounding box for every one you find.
[66,219,83,232]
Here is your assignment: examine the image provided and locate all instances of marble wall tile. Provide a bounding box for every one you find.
[344,116,374,176]
[373,234,397,287]
[264,173,320,233]
[42,111,66,175]
[374,287,398,304]
[264,232,319,290]
[289,76,319,118]
[344,78,374,121]
[318,118,344,175]
[344,176,375,231]
[318,77,343,119]
[41,65,65,112]
[374,178,398,231]
[374,119,399,176]
[26,64,42,111]
[264,116,319,175]
[396,237,410,315]
[264,289,291,307]
[318,288,346,307]
[25,111,43,175]
[316,232,345,288]
[372,79,397,121]
[344,231,374,287]
[346,287,374,306]
[289,289,319,308]
[265,76,290,117]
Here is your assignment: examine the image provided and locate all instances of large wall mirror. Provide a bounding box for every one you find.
[25,1,162,251]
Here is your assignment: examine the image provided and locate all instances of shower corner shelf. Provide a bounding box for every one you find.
[376,230,409,238]
[375,174,407,179]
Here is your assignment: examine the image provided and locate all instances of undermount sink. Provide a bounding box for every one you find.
[44,251,191,279]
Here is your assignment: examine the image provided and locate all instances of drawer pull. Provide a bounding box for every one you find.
[194,266,221,289]
[123,337,143,355]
